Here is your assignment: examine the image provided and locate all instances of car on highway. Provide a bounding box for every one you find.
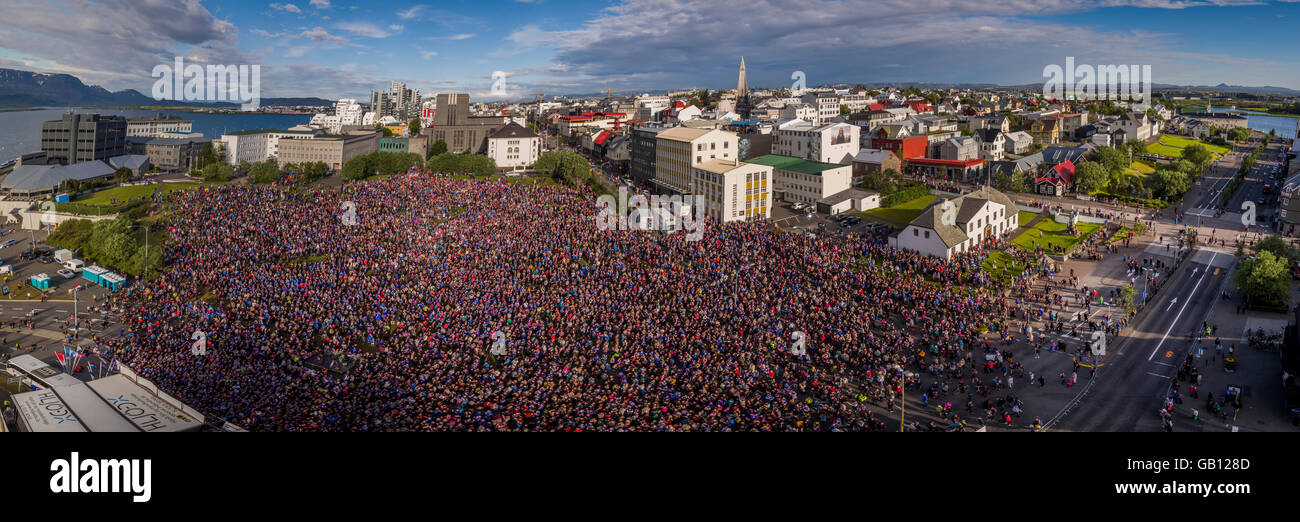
[57,268,75,279]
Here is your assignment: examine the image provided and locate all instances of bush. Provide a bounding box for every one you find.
[880,183,930,208]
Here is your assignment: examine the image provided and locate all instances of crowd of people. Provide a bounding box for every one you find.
[89,170,1122,431]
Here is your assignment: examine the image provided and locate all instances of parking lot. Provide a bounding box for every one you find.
[771,201,894,239]
[0,227,111,303]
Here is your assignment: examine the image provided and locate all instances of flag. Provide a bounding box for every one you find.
[88,362,95,375]
[56,352,65,367]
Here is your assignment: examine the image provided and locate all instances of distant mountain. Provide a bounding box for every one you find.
[0,68,334,108]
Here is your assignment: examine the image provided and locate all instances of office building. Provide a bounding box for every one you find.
[424,93,508,153]
[126,113,193,138]
[276,131,378,171]
[40,113,127,165]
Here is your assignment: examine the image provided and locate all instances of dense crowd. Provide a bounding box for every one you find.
[98,172,1073,431]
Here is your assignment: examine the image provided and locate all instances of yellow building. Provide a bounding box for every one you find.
[1025,118,1060,144]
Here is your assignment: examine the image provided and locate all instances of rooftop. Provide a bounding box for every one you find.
[747,154,848,175]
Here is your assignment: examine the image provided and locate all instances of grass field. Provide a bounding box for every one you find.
[76,182,202,206]
[1017,210,1039,228]
[1126,161,1155,177]
[863,194,936,226]
[981,251,1026,284]
[1147,135,1230,160]
[1012,216,1102,253]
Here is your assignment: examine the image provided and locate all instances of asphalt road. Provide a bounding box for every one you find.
[1054,248,1235,431]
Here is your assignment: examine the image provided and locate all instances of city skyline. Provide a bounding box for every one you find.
[0,0,1299,102]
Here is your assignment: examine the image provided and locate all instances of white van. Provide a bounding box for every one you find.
[62,259,85,272]
[53,249,75,264]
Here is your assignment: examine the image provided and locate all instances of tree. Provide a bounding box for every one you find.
[408,117,422,137]
[863,168,903,193]
[1127,140,1147,157]
[1095,146,1129,175]
[1181,143,1212,169]
[248,159,281,183]
[374,123,394,137]
[1228,127,1250,142]
[1151,165,1190,199]
[535,150,590,185]
[1253,235,1300,266]
[840,104,850,115]
[427,139,449,160]
[1073,162,1109,192]
[113,166,132,182]
[1120,283,1137,314]
[1237,250,1291,307]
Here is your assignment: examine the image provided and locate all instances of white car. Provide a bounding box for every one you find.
[57,269,75,279]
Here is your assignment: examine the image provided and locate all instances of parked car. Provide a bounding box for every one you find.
[57,269,75,279]
[2,239,17,247]
[19,251,36,261]
[38,255,53,264]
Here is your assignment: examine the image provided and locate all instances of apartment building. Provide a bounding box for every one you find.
[772,121,859,164]
[652,126,738,195]
[748,154,852,205]
[691,158,773,223]
[40,113,127,165]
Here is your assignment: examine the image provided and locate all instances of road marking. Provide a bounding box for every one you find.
[1166,298,1178,311]
[1148,252,1217,361]
[1146,371,1169,378]
[1153,361,1174,367]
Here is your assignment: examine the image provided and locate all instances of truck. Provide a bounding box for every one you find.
[53,249,74,264]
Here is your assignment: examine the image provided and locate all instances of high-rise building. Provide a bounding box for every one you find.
[370,81,421,121]
[40,112,127,165]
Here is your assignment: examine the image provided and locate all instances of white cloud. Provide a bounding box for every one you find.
[337,21,389,38]
[270,3,302,13]
[397,5,427,19]
[301,26,346,44]
[251,28,290,38]
[419,50,438,59]
[309,0,331,8]
[388,24,404,32]
[448,33,476,40]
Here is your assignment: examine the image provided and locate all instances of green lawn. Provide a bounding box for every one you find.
[1126,161,1155,177]
[863,194,936,226]
[76,182,202,206]
[1017,210,1040,228]
[1147,134,1230,160]
[1012,216,1102,253]
[981,251,1026,284]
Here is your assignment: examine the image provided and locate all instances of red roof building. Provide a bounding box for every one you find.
[906,157,987,182]
[1035,159,1074,196]
[869,128,928,160]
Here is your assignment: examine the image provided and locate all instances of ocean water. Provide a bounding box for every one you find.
[0,108,312,162]
[1206,107,1299,138]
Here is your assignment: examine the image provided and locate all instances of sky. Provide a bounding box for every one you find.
[0,0,1299,102]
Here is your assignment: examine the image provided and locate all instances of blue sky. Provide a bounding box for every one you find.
[1,0,1299,102]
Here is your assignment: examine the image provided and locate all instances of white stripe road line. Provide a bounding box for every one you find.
[1148,251,1217,362]
[1146,371,1169,378]
[1153,361,1174,367]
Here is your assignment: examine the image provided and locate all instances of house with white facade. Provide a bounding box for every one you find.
[485,122,541,170]
[889,186,1019,259]
[1116,111,1155,142]
[973,129,1006,161]
[691,158,773,223]
[802,92,841,124]
[1003,131,1033,155]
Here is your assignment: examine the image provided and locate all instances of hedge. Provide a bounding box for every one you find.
[54,199,145,216]
[880,183,930,208]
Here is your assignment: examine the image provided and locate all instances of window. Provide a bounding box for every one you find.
[924,231,930,239]
[913,229,918,237]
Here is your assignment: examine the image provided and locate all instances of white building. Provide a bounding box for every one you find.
[839,93,875,113]
[485,122,542,170]
[973,129,1006,161]
[889,186,1019,259]
[1003,131,1033,155]
[219,129,318,165]
[1116,111,1155,142]
[802,92,841,124]
[772,121,859,164]
[938,136,979,161]
[748,154,852,205]
[691,158,773,222]
[780,104,819,122]
[653,127,739,195]
[126,114,193,138]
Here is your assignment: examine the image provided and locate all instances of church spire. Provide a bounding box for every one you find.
[735,57,752,120]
